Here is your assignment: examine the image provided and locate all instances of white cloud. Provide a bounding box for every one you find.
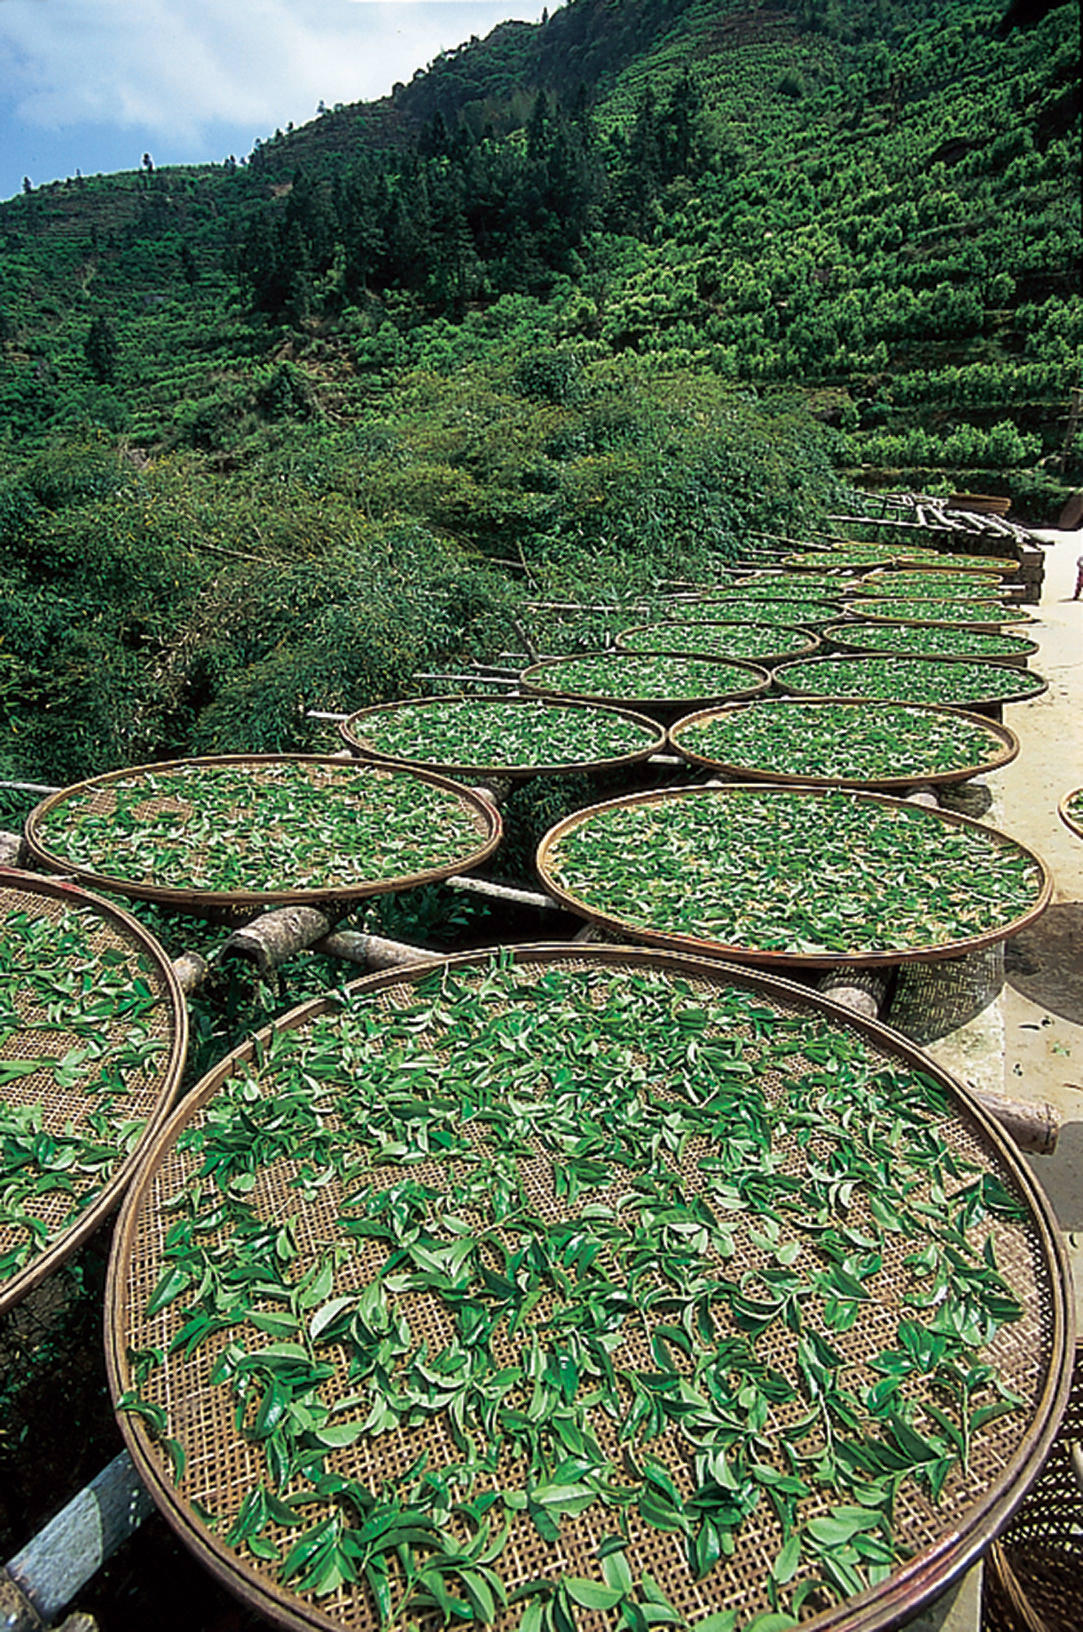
[0,0,551,143]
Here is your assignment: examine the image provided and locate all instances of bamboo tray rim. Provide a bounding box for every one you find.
[1058,789,1083,842]
[614,620,821,664]
[0,866,188,1315]
[337,694,667,781]
[771,655,1049,710]
[535,782,1053,969]
[23,754,501,912]
[105,941,1073,1632]
[519,653,772,711]
[665,698,1020,790]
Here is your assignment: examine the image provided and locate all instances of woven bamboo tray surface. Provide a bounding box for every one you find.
[535,785,1052,969]
[822,625,1038,670]
[982,1342,1082,1632]
[772,657,1048,712]
[665,701,1019,791]
[518,655,771,715]
[0,868,186,1313]
[615,623,821,666]
[106,945,1072,1632]
[842,602,1033,632]
[23,756,501,912]
[1057,791,1083,842]
[338,697,666,782]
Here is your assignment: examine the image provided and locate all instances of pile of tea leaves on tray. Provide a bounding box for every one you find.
[348,698,659,771]
[827,625,1035,661]
[775,657,1045,708]
[525,653,762,703]
[725,574,856,597]
[543,789,1043,957]
[618,623,813,661]
[689,596,841,629]
[119,956,1032,1630]
[895,553,1017,574]
[671,702,1009,784]
[33,762,487,894]
[784,552,895,572]
[853,600,1030,627]
[0,902,169,1283]
[852,575,1007,600]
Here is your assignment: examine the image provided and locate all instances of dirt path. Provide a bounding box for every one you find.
[996,530,1083,1323]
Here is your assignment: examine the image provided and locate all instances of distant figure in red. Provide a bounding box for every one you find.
[1075,553,1083,600]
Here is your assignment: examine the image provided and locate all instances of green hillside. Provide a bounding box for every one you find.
[0,0,1079,793]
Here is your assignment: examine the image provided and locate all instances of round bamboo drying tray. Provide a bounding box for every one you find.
[0,867,187,1314]
[842,601,1033,634]
[536,784,1052,969]
[894,552,1019,575]
[822,624,1039,670]
[784,552,898,573]
[106,943,1073,1632]
[23,755,501,913]
[615,621,821,666]
[686,595,846,631]
[852,572,1010,600]
[1057,790,1083,842]
[982,1342,1083,1632]
[771,655,1048,713]
[338,695,666,781]
[518,653,771,718]
[666,698,1019,791]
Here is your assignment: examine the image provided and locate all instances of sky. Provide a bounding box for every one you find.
[0,1,556,204]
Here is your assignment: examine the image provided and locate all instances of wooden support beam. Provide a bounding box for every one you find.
[446,875,562,913]
[171,952,208,996]
[313,929,440,970]
[220,904,336,976]
[3,1452,153,1630]
[817,966,893,1021]
[0,829,24,867]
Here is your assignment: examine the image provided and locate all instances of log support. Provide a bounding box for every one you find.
[2,1452,153,1631]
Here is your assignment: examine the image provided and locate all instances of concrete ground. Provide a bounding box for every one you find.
[996,530,1083,1327]
[894,529,1083,1632]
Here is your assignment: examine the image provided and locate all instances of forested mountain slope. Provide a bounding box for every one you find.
[0,0,1078,793]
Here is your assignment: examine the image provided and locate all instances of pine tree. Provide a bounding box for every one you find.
[85,314,119,384]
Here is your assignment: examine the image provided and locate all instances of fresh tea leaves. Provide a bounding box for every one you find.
[32,760,494,898]
[670,702,1012,785]
[774,657,1045,708]
[118,956,1040,1632]
[345,698,661,775]
[541,788,1045,959]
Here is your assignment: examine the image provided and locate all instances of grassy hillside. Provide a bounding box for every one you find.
[0,0,1079,792]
